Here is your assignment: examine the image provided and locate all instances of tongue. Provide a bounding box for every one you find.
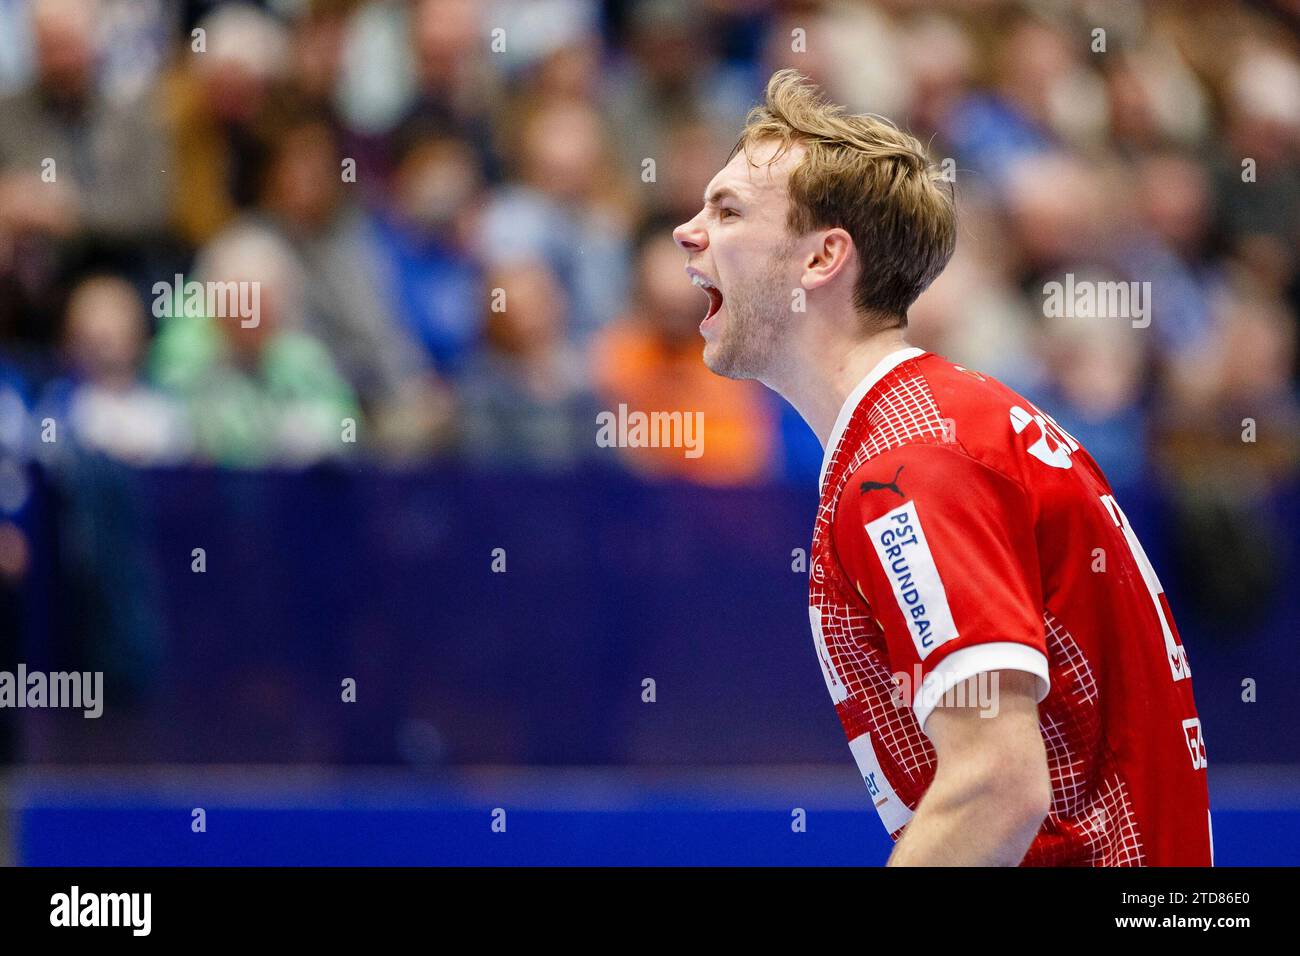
[705,287,723,320]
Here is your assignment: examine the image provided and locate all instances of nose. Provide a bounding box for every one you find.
[673,213,707,253]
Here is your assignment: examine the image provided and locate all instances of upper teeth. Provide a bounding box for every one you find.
[691,274,717,290]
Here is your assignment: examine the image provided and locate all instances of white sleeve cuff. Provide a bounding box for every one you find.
[913,642,1051,738]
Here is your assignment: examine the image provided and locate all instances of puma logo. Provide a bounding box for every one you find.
[860,465,905,498]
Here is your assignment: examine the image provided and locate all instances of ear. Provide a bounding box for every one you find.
[800,227,856,293]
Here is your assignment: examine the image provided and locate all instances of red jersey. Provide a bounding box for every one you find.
[810,346,1212,866]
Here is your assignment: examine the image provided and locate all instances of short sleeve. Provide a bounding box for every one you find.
[833,442,1050,736]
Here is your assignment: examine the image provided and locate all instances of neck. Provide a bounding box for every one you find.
[765,318,912,449]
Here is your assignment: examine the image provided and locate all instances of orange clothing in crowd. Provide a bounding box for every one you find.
[591,319,775,485]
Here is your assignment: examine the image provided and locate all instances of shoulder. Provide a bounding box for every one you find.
[902,352,1059,487]
[836,440,1030,536]
[911,353,1029,438]
[841,352,1033,482]
[830,357,1040,540]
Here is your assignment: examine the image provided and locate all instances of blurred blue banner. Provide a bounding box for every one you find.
[16,460,1300,766]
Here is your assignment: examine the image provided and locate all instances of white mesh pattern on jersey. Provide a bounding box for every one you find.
[1046,611,1099,707]
[817,372,948,540]
[811,367,947,788]
[1041,711,1088,820]
[813,576,937,782]
[861,373,952,461]
[1029,611,1144,866]
[1041,611,1100,820]
[1076,774,1146,867]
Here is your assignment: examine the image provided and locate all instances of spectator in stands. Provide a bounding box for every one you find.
[1037,294,1151,490]
[907,197,1045,396]
[400,0,502,175]
[0,0,170,240]
[369,127,485,377]
[150,223,358,468]
[477,96,631,343]
[0,0,171,347]
[254,114,453,457]
[457,259,596,470]
[1153,286,1298,631]
[41,275,190,466]
[646,116,736,227]
[162,2,287,247]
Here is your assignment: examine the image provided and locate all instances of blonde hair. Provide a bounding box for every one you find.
[732,70,956,324]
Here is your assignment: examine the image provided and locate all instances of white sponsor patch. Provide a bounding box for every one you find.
[865,501,958,661]
[848,733,913,833]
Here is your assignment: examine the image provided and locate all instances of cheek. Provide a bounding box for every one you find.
[713,231,758,277]
[721,215,787,265]
[725,239,783,288]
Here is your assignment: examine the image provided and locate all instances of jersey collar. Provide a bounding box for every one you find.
[818,346,926,492]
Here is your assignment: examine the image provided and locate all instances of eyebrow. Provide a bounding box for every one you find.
[704,187,742,206]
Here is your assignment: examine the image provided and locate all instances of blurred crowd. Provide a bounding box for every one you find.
[0,0,1297,497]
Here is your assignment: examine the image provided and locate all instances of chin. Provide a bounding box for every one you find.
[700,336,726,372]
[701,339,747,380]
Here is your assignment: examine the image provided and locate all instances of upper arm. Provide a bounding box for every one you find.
[925,670,1046,765]
[924,669,1051,811]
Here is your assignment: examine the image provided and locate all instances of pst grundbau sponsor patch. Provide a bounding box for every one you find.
[865,501,958,660]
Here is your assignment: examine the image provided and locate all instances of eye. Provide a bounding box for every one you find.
[719,207,740,220]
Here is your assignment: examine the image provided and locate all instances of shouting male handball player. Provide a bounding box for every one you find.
[674,70,1211,866]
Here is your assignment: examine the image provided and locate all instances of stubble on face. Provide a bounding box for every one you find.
[703,235,798,381]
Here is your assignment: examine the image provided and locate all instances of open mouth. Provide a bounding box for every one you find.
[690,272,724,321]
